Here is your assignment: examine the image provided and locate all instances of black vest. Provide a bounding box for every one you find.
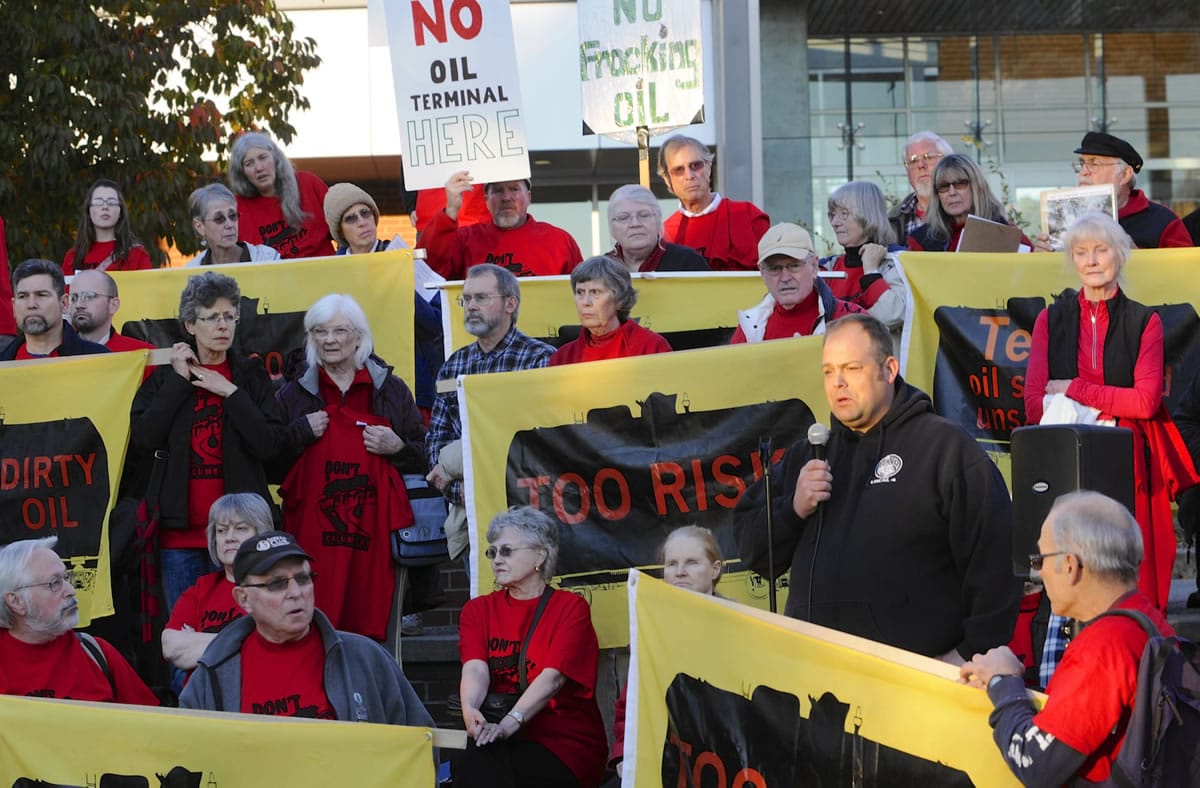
[1046,288,1152,387]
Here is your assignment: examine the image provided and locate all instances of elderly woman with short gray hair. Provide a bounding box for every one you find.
[455,506,607,788]
[548,255,671,366]
[161,493,275,672]
[186,183,281,267]
[130,271,285,612]
[606,184,708,274]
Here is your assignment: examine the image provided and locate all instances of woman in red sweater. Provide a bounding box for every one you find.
[62,178,153,274]
[1024,211,1197,610]
[549,256,671,365]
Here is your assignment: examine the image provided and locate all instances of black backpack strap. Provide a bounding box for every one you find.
[518,587,555,691]
[1092,607,1160,638]
[77,632,116,697]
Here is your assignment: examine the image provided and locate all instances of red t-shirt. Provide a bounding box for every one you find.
[459,589,607,785]
[730,292,821,343]
[236,171,333,260]
[548,320,672,366]
[279,404,413,640]
[105,331,154,354]
[418,211,583,279]
[240,628,335,719]
[0,630,159,705]
[61,241,153,275]
[1034,592,1172,783]
[662,198,770,272]
[166,571,243,634]
[174,360,231,550]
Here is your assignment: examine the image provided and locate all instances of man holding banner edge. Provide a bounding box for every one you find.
[735,313,1021,664]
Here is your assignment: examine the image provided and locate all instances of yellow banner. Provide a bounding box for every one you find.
[628,570,1032,787]
[0,352,147,624]
[0,695,434,786]
[461,339,830,647]
[438,271,766,353]
[112,252,417,387]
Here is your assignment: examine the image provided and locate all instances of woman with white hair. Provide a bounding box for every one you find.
[605,184,708,274]
[274,293,428,640]
[548,255,671,366]
[228,131,333,259]
[1024,211,1197,611]
[185,183,280,266]
[820,181,907,332]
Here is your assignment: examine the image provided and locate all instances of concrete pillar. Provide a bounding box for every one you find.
[759,0,811,226]
[711,0,763,206]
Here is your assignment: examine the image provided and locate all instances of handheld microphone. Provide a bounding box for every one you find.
[805,422,830,622]
[807,422,830,461]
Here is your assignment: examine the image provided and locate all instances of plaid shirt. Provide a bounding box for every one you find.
[427,325,555,504]
[1039,612,1074,688]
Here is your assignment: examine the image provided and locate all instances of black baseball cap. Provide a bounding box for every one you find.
[1075,132,1143,173]
[233,531,313,585]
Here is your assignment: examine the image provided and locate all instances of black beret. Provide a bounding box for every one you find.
[1075,132,1143,173]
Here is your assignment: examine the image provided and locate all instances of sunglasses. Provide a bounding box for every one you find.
[484,544,540,560]
[207,211,238,226]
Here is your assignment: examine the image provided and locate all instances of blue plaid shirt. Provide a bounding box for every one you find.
[426,325,554,504]
[1039,612,1073,688]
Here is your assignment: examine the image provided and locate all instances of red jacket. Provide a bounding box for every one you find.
[549,319,671,365]
[663,197,770,271]
[419,211,582,279]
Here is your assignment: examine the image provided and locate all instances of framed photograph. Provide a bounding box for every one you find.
[1040,184,1117,250]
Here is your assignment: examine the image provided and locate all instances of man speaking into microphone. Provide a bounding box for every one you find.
[735,314,1021,664]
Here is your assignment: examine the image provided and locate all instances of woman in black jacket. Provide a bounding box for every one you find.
[130,271,285,612]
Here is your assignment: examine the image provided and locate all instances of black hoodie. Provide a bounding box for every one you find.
[735,377,1022,659]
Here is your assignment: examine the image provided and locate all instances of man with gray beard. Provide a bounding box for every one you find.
[0,537,157,703]
[419,171,583,278]
[426,263,554,509]
[1,258,108,360]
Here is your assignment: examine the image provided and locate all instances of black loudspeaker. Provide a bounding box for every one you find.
[1010,424,1135,577]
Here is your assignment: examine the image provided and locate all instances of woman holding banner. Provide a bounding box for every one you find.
[1024,211,1197,611]
[228,131,333,259]
[185,183,280,266]
[906,154,1029,252]
[549,255,671,366]
[456,506,607,788]
[130,272,286,612]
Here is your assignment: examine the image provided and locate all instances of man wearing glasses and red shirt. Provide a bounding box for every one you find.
[180,531,433,726]
[0,537,158,704]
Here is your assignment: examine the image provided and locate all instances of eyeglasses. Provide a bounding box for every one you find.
[827,208,852,222]
[241,571,317,593]
[904,152,944,169]
[484,545,540,560]
[457,293,501,307]
[761,259,812,277]
[16,571,75,594]
[207,211,238,226]
[1071,158,1121,174]
[611,210,656,225]
[668,160,708,178]
[1029,552,1073,572]
[310,326,356,341]
[90,198,121,208]
[69,291,115,304]
[341,208,374,225]
[936,179,971,195]
[194,312,239,326]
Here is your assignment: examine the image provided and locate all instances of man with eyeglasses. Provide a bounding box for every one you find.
[889,131,954,245]
[605,184,708,274]
[1,258,108,361]
[960,491,1173,786]
[657,134,770,272]
[68,269,153,354]
[0,537,158,704]
[419,170,583,279]
[1036,132,1191,250]
[426,265,554,562]
[180,531,433,726]
[730,223,864,343]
